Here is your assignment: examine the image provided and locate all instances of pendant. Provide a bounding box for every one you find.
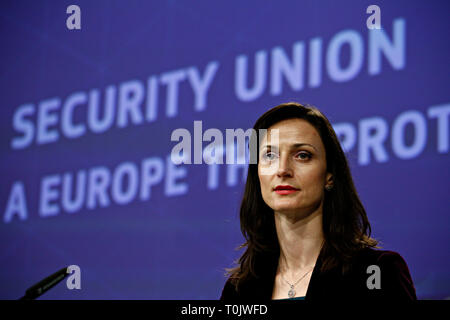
[288,286,296,298]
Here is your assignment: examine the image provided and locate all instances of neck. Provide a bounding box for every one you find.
[274,209,324,274]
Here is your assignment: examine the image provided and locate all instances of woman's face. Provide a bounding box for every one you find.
[258,118,333,217]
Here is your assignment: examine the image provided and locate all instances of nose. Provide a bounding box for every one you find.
[276,155,293,177]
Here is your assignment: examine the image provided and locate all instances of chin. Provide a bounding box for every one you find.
[271,203,301,213]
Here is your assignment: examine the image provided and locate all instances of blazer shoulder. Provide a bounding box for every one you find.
[220,277,239,301]
[355,248,417,300]
[220,275,272,301]
[357,248,411,269]
[356,248,400,261]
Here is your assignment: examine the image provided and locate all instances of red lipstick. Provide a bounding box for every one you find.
[274,185,299,195]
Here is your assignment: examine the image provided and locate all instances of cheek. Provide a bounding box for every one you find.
[297,166,327,193]
[258,171,272,201]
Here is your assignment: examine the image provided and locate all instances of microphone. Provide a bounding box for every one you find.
[19,266,70,300]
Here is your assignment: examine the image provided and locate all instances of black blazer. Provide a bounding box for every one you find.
[220,248,417,301]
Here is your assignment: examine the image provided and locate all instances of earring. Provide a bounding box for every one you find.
[325,185,333,191]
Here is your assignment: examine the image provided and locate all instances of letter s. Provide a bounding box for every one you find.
[11,104,35,150]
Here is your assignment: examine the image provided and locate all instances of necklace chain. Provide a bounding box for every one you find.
[279,267,313,298]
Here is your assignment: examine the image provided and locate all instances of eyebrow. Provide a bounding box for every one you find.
[262,143,317,151]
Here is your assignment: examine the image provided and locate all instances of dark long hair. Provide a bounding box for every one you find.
[226,102,378,292]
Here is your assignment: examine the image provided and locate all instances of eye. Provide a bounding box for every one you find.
[296,151,311,160]
[262,151,278,161]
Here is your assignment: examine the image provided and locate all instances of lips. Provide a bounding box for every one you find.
[273,185,299,195]
[274,185,299,191]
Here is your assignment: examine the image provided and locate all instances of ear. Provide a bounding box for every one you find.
[325,172,333,188]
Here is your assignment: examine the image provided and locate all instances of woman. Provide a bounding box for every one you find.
[220,102,416,300]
